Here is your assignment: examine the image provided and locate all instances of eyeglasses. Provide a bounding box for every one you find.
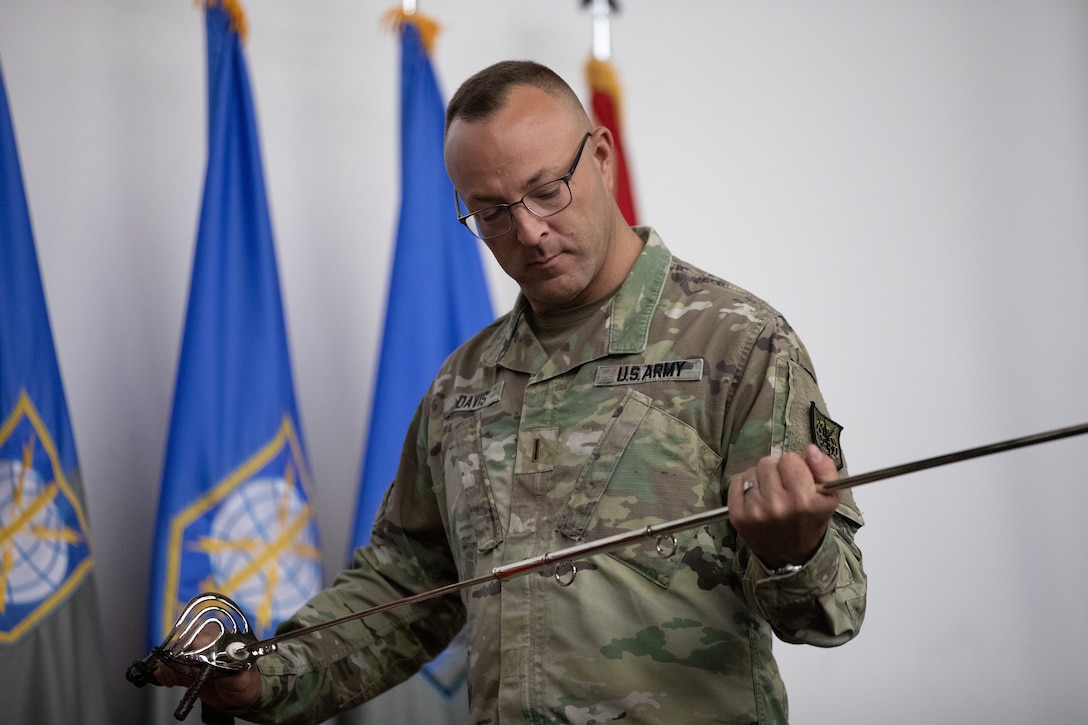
[455,132,593,240]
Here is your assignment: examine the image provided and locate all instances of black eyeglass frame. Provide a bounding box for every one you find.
[454,131,594,240]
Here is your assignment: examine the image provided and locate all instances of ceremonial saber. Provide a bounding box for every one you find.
[235,419,1088,659]
[131,420,1088,720]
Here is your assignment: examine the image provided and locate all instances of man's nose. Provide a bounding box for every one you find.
[510,203,547,244]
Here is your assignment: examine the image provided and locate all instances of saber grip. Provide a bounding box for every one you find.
[174,662,213,720]
[126,657,161,688]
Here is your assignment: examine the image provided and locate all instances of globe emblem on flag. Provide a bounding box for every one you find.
[0,460,69,606]
[207,475,321,627]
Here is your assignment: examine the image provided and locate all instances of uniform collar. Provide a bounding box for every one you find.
[481,227,671,374]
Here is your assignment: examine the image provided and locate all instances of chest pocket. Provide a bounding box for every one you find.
[555,388,722,588]
[441,414,503,575]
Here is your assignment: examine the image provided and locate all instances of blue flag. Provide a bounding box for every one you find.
[0,59,111,722]
[146,5,322,651]
[343,15,492,716]
[351,17,494,550]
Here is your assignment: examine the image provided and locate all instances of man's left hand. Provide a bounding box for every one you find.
[727,444,841,571]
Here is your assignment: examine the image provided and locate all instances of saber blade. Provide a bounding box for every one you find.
[239,419,1088,658]
[826,420,1088,490]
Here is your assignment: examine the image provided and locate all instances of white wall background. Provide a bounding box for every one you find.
[2,1,1087,722]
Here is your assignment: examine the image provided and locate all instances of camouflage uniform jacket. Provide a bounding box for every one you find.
[245,228,867,724]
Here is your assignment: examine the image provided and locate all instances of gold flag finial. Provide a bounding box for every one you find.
[201,0,249,42]
[382,7,441,54]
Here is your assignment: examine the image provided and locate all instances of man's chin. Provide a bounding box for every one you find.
[524,284,590,314]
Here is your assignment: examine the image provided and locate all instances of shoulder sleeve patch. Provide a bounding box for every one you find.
[809,401,845,470]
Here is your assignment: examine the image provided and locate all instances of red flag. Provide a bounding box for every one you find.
[586,57,638,226]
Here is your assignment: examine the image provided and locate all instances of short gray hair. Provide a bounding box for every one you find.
[444,60,588,136]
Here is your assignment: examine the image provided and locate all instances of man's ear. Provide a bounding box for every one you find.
[591,127,618,196]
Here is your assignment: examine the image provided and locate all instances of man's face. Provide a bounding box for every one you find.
[445,85,619,314]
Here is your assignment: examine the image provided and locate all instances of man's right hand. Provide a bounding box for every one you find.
[151,656,263,713]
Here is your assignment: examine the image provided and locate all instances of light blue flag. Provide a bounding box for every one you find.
[343,15,493,720]
[0,58,112,722]
[146,3,322,663]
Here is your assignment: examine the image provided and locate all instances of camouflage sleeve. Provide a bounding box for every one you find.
[236,405,466,724]
[726,314,867,647]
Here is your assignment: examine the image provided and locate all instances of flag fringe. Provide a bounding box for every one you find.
[382,7,441,54]
[200,0,249,41]
[585,57,624,129]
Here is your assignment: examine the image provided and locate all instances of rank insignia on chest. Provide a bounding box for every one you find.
[809,401,845,470]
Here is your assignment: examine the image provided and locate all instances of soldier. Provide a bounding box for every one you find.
[158,59,867,723]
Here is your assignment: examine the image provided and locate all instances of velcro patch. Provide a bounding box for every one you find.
[595,359,703,387]
[809,401,845,470]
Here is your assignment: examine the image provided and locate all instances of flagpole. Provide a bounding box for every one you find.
[589,0,613,61]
